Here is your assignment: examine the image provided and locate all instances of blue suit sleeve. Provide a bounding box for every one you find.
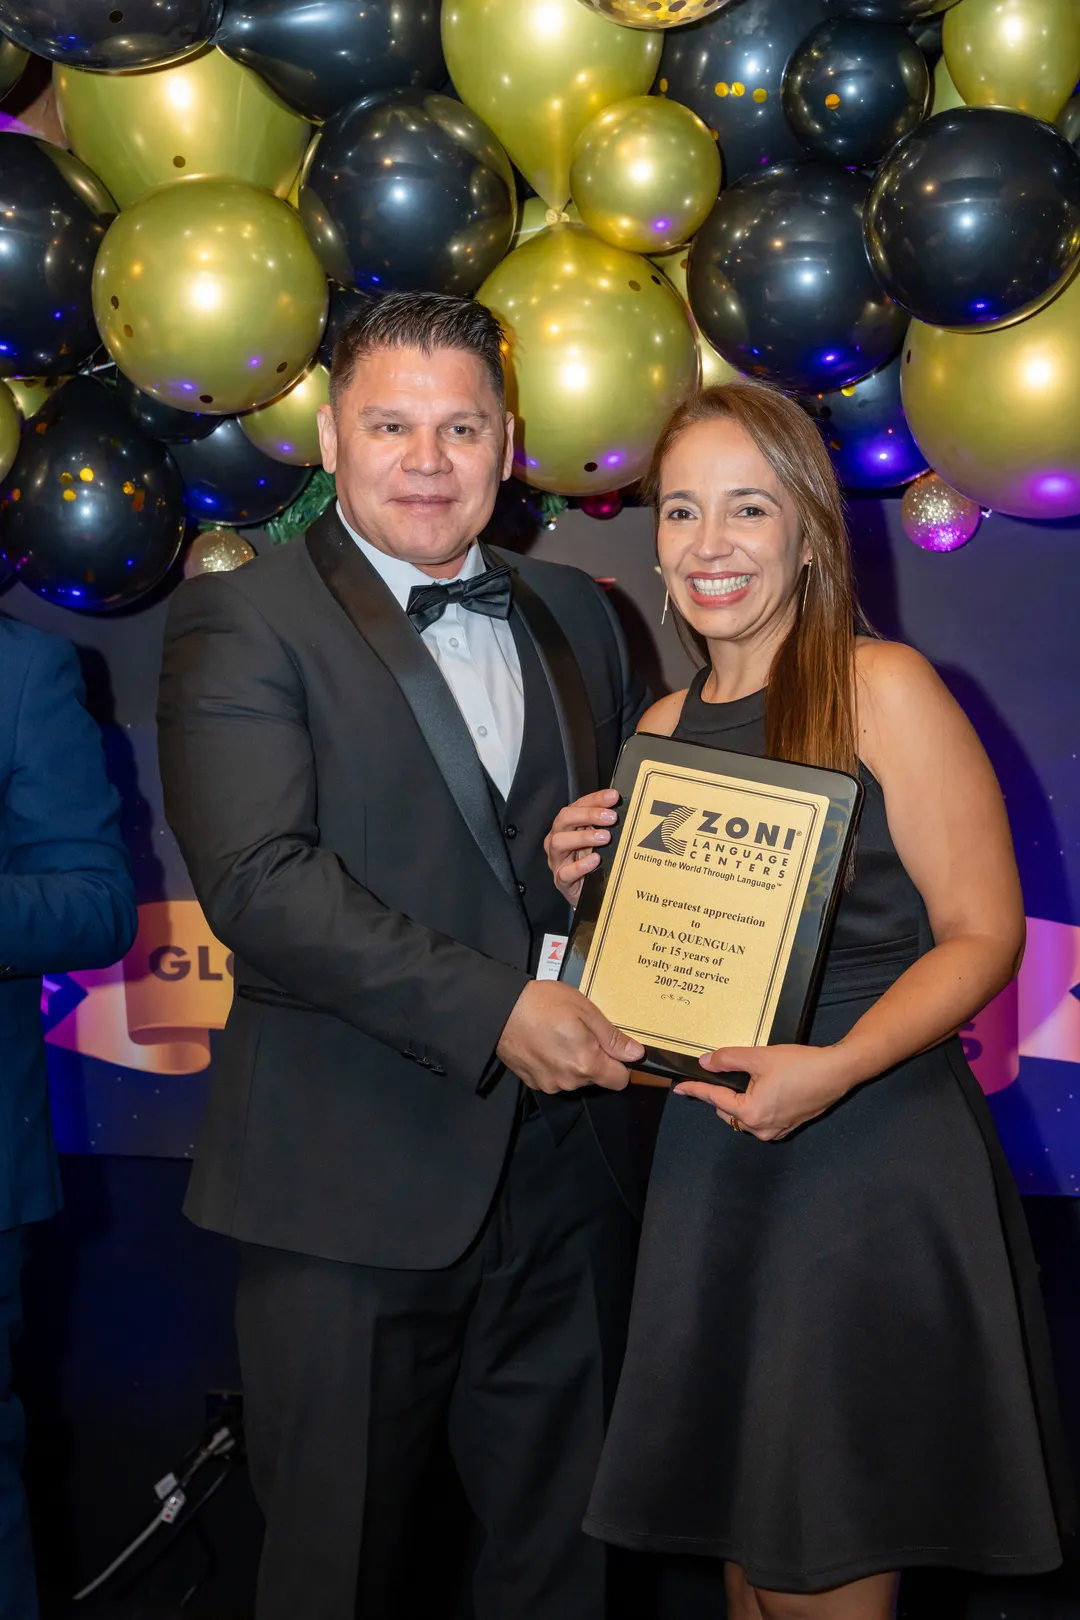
[0,633,137,976]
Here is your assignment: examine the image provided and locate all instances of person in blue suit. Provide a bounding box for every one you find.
[0,614,137,1619]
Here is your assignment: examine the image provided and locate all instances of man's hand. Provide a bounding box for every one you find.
[496,980,644,1094]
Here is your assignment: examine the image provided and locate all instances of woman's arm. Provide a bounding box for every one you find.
[675,643,1024,1138]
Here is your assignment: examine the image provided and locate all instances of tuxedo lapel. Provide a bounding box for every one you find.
[486,547,599,803]
[305,511,522,910]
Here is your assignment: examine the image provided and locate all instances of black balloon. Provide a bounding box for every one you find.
[300,90,516,296]
[782,18,929,167]
[170,416,311,527]
[0,136,115,379]
[865,107,1080,328]
[688,163,907,392]
[216,0,445,124]
[114,371,217,444]
[832,0,959,19]
[800,350,926,489]
[0,376,185,611]
[908,15,943,65]
[0,0,222,68]
[318,284,378,368]
[658,0,835,185]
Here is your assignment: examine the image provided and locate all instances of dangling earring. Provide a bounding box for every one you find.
[800,557,813,614]
[661,589,669,627]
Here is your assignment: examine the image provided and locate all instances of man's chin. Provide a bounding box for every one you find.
[385,509,476,568]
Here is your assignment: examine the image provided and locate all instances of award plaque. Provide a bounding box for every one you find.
[560,734,863,1084]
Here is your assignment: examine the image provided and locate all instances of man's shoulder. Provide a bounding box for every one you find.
[494,548,607,616]
[0,612,77,680]
[168,534,314,617]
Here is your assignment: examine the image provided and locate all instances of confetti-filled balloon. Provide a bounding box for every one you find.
[901,471,981,549]
[782,16,930,167]
[688,163,907,392]
[55,46,311,210]
[942,0,1080,122]
[239,363,329,466]
[478,223,697,495]
[114,373,217,445]
[570,95,721,254]
[801,352,927,490]
[0,0,222,69]
[170,415,312,526]
[0,375,186,611]
[576,0,725,27]
[442,0,660,208]
[183,528,257,578]
[299,91,516,295]
[93,178,328,417]
[217,0,445,123]
[901,265,1080,518]
[0,136,115,379]
[865,108,1080,329]
[658,0,835,184]
[0,385,20,485]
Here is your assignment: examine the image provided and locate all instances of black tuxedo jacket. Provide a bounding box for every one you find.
[157,509,647,1269]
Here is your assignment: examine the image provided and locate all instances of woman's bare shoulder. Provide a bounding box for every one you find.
[637,689,689,737]
[855,637,944,705]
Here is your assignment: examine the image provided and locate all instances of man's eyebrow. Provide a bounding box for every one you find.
[356,406,493,422]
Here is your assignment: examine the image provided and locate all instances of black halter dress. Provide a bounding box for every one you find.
[583,673,1074,1593]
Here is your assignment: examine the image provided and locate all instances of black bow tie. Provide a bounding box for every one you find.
[405,564,513,634]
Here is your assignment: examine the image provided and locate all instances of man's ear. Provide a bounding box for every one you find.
[501,412,516,482]
[316,403,338,474]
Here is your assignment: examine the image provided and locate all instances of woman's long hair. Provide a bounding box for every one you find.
[641,382,871,777]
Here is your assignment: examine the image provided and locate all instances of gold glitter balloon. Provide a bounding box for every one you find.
[570,95,721,254]
[3,377,66,420]
[943,0,1080,123]
[478,223,697,495]
[442,0,660,209]
[901,267,1080,518]
[901,472,981,551]
[55,46,311,210]
[239,363,329,466]
[576,0,725,24]
[651,246,738,388]
[184,529,257,578]
[0,384,20,485]
[93,177,328,417]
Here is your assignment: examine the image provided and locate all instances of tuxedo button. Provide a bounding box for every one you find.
[517,882,526,895]
[505,824,517,839]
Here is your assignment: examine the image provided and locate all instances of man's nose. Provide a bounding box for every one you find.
[401,428,452,475]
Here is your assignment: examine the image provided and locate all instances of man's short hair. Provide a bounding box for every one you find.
[329,291,507,411]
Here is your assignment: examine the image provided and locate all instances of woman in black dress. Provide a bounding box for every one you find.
[545,384,1073,1619]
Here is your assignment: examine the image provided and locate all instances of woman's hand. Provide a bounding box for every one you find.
[673,1043,856,1141]
[545,789,620,905]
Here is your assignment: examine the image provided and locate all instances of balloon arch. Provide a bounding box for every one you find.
[0,0,1079,607]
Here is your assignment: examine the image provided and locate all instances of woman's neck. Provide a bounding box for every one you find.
[701,611,795,704]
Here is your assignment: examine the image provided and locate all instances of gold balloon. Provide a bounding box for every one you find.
[239,363,330,466]
[93,177,328,416]
[651,247,738,388]
[570,95,721,254]
[576,0,725,24]
[184,529,257,578]
[931,53,968,114]
[442,0,660,209]
[901,472,981,551]
[942,0,1080,122]
[0,384,20,485]
[901,269,1080,518]
[56,46,311,210]
[478,223,697,495]
[511,198,583,251]
[3,376,66,420]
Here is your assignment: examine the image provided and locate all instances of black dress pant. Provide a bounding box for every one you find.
[236,1108,638,1620]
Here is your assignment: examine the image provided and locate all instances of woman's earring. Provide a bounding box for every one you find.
[800,558,813,614]
[661,589,670,627]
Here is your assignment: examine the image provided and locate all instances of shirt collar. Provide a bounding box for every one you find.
[336,501,483,613]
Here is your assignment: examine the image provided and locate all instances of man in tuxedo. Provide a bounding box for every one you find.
[157,292,650,1620]
[0,616,136,1618]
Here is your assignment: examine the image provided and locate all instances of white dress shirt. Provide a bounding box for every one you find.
[337,504,524,798]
